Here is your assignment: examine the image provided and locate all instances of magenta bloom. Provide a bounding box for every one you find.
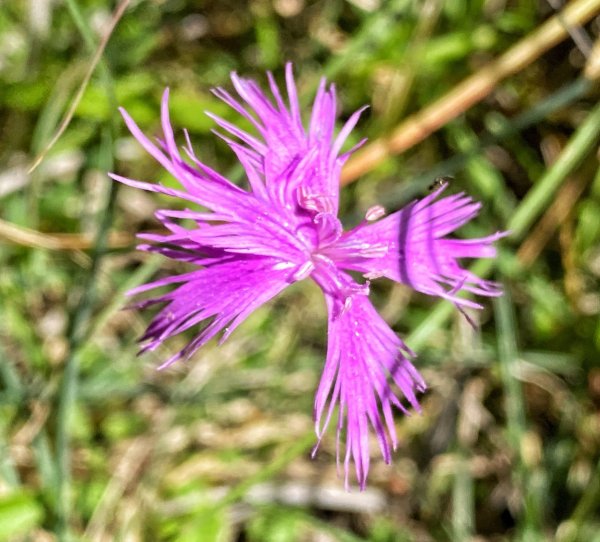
[111,64,503,489]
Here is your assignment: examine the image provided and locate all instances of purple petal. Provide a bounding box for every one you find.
[311,277,425,490]
[132,256,293,369]
[208,64,365,216]
[326,186,506,308]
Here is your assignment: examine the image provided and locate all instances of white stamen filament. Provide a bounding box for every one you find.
[365,205,385,221]
[293,260,315,281]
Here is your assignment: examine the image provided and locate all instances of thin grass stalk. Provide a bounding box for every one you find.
[509,102,600,238]
[494,291,526,449]
[28,0,128,174]
[48,0,126,535]
[565,458,600,540]
[494,291,546,537]
[452,455,475,542]
[54,128,117,539]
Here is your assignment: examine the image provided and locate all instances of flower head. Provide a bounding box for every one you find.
[112,64,504,489]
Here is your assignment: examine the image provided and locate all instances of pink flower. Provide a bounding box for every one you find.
[111,64,504,489]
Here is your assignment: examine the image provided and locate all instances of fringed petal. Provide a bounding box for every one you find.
[311,279,425,490]
[209,63,365,216]
[327,184,506,309]
[133,256,293,369]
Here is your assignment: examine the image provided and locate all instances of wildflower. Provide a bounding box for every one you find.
[111,64,504,489]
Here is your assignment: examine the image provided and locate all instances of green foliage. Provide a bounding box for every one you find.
[0,492,44,540]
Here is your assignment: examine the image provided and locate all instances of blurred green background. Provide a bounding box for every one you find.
[1,0,600,540]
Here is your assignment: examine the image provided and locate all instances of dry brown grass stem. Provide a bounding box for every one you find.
[584,35,600,79]
[341,0,600,185]
[0,217,133,250]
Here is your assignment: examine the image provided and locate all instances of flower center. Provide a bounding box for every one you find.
[289,198,343,282]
